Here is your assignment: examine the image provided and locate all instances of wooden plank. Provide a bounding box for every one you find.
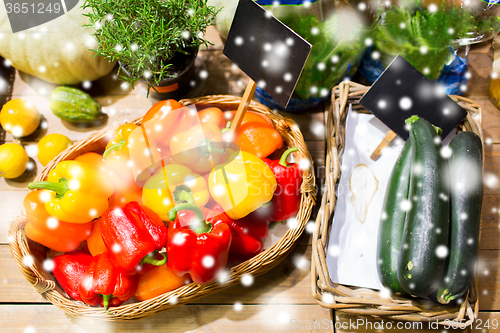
[481,195,500,250]
[465,52,493,98]
[477,97,500,144]
[0,243,316,304]
[0,191,27,243]
[2,244,498,308]
[483,143,500,195]
[188,243,316,305]
[0,244,48,303]
[195,304,333,333]
[477,249,500,311]
[335,311,500,332]
[0,304,333,333]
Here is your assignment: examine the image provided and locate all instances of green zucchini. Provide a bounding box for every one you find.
[50,86,105,123]
[436,132,483,304]
[397,116,450,297]
[377,138,412,294]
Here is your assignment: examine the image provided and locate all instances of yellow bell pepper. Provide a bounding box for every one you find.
[208,151,277,219]
[28,161,114,223]
[143,163,209,220]
[103,123,138,180]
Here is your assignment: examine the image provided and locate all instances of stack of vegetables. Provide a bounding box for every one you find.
[23,99,304,312]
[377,116,483,304]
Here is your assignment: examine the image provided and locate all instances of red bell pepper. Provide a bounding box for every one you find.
[167,203,231,284]
[100,202,167,272]
[125,201,168,249]
[210,204,268,257]
[260,147,303,222]
[79,252,137,313]
[52,251,93,302]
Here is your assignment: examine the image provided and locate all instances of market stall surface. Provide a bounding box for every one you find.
[0,27,498,333]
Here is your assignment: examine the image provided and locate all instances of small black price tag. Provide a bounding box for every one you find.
[360,55,467,140]
[223,0,311,108]
[5,0,78,33]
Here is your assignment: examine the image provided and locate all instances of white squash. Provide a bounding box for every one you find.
[0,0,115,84]
[207,0,238,40]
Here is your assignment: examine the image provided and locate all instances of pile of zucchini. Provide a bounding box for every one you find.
[377,116,483,304]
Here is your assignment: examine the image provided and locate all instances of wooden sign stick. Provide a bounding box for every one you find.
[224,79,258,142]
[370,130,397,161]
[219,79,257,209]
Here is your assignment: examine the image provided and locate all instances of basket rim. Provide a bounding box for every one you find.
[9,94,317,321]
[310,81,483,329]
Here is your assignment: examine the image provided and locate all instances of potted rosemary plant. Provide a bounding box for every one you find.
[83,0,217,98]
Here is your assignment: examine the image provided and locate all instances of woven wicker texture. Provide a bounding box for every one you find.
[311,82,483,328]
[9,95,316,321]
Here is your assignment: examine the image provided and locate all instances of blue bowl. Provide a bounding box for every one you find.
[254,87,330,113]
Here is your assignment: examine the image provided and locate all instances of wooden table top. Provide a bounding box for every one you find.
[1,27,499,333]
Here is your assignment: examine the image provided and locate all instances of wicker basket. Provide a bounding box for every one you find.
[9,95,316,320]
[311,82,483,328]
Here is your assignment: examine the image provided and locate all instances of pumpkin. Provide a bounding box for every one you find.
[0,0,115,85]
[207,0,238,40]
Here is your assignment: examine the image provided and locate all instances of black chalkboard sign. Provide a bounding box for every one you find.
[223,0,311,108]
[360,55,467,140]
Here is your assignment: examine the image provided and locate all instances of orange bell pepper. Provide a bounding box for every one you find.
[74,152,108,174]
[142,99,197,146]
[87,218,107,256]
[108,181,143,209]
[75,152,142,209]
[133,264,189,301]
[24,191,92,252]
[170,122,224,175]
[198,107,226,129]
[225,111,283,158]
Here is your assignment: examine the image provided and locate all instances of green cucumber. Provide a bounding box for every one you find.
[50,86,105,123]
[377,138,412,294]
[397,116,450,297]
[436,132,483,304]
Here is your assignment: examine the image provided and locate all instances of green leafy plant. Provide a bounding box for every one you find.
[374,1,500,79]
[82,0,217,90]
[280,12,374,100]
